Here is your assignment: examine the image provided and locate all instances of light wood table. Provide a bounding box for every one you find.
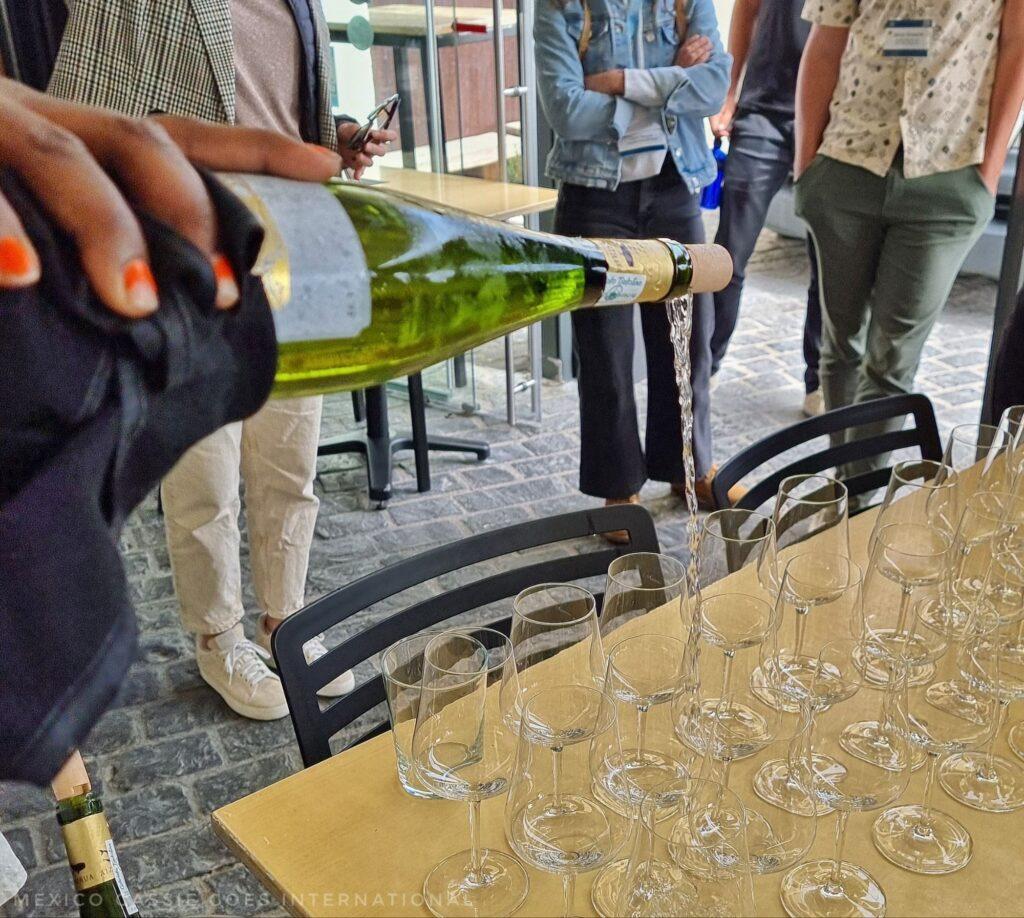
[361,167,558,221]
[213,494,1024,917]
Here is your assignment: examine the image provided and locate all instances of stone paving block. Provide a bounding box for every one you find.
[81,709,136,758]
[193,751,297,813]
[117,822,234,890]
[203,864,279,916]
[143,691,234,739]
[216,718,297,764]
[107,733,223,792]
[3,826,36,871]
[133,881,209,917]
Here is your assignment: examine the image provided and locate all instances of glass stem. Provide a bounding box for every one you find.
[825,810,851,895]
[552,747,563,808]
[794,607,809,658]
[467,797,483,880]
[637,704,650,764]
[895,587,913,639]
[720,650,735,697]
[720,755,733,791]
[983,701,1009,776]
[562,872,576,918]
[916,753,939,836]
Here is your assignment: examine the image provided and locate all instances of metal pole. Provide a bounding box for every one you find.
[981,147,1024,425]
[422,0,445,172]
[492,0,508,178]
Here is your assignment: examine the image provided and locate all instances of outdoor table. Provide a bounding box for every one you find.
[212,474,1024,917]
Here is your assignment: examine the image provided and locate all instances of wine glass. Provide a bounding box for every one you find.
[755,638,862,816]
[505,685,630,918]
[697,509,777,599]
[772,474,850,572]
[614,777,755,918]
[1010,719,1024,761]
[698,592,775,701]
[940,616,1024,813]
[753,553,860,712]
[780,660,912,918]
[599,553,689,651]
[872,606,998,874]
[593,634,695,815]
[997,404,1024,491]
[509,583,604,721]
[412,629,527,917]
[943,422,1013,492]
[867,459,959,561]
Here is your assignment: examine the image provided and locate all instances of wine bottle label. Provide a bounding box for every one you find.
[590,239,675,305]
[61,814,115,891]
[106,839,138,915]
[219,174,372,342]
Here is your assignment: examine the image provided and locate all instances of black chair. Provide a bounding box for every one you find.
[272,504,661,767]
[712,393,942,513]
[318,374,490,507]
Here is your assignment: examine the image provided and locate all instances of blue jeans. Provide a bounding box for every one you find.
[712,112,822,393]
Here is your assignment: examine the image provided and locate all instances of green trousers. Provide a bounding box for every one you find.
[795,153,994,426]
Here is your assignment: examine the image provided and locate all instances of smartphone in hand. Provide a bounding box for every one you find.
[347,93,401,151]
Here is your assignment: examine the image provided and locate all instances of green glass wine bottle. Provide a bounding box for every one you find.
[53,754,139,918]
[220,175,733,398]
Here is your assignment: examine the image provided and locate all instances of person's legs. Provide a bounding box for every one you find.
[161,424,245,636]
[162,425,289,719]
[557,182,646,499]
[794,156,888,414]
[803,234,823,395]
[856,164,995,409]
[641,173,714,483]
[240,395,323,625]
[711,114,794,373]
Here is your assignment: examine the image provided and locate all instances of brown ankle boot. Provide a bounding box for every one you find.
[602,495,640,544]
[672,467,748,512]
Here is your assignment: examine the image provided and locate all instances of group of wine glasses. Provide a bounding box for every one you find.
[377,406,1024,918]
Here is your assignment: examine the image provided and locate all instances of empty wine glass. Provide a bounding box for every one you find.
[697,509,778,599]
[594,634,695,815]
[753,553,860,712]
[772,474,850,571]
[505,685,630,917]
[943,422,1013,492]
[509,583,603,722]
[600,553,689,651]
[997,405,1024,491]
[867,459,959,560]
[614,777,755,918]
[780,660,911,918]
[940,616,1024,813]
[755,639,861,817]
[412,629,527,917]
[872,607,998,874]
[699,592,775,701]
[381,631,443,798]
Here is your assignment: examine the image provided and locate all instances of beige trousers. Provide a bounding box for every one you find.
[161,396,323,636]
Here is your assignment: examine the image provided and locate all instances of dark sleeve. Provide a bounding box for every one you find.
[992,287,1024,423]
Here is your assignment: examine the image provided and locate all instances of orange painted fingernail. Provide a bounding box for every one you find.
[0,236,40,285]
[123,259,158,315]
[212,253,240,309]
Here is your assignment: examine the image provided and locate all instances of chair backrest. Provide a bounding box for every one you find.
[272,504,661,767]
[712,393,942,513]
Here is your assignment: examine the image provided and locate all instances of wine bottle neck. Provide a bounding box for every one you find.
[581,237,693,307]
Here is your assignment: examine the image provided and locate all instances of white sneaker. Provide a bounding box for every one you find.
[255,616,355,699]
[802,389,825,418]
[195,626,289,721]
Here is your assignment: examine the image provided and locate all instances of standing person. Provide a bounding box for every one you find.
[535,0,739,524]
[49,0,395,720]
[709,0,824,417]
[794,0,1024,445]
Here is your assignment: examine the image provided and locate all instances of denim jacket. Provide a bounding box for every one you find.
[534,0,730,191]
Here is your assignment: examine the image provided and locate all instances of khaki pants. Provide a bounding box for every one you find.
[161,396,323,636]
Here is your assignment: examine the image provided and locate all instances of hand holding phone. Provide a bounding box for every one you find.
[347,93,401,152]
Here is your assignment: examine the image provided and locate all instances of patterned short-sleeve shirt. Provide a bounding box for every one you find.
[802,0,1004,178]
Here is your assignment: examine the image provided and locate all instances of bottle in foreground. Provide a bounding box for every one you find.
[219,175,733,397]
[52,753,140,918]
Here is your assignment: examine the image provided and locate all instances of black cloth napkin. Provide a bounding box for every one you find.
[0,169,277,784]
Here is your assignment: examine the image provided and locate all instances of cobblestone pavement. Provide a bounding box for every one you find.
[0,231,998,917]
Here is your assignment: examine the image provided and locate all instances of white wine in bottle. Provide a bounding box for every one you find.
[220,175,732,398]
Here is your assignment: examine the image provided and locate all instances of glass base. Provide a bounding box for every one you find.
[423,848,529,918]
[753,757,834,816]
[780,859,885,918]
[918,598,971,639]
[590,858,627,918]
[679,698,772,759]
[851,642,934,687]
[840,720,926,771]
[1010,722,1024,763]
[872,804,972,874]
[750,661,808,713]
[939,752,1024,813]
[925,681,991,724]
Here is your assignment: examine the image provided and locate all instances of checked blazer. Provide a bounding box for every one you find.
[49,0,339,149]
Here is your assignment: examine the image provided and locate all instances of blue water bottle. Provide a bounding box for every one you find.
[700,138,727,210]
